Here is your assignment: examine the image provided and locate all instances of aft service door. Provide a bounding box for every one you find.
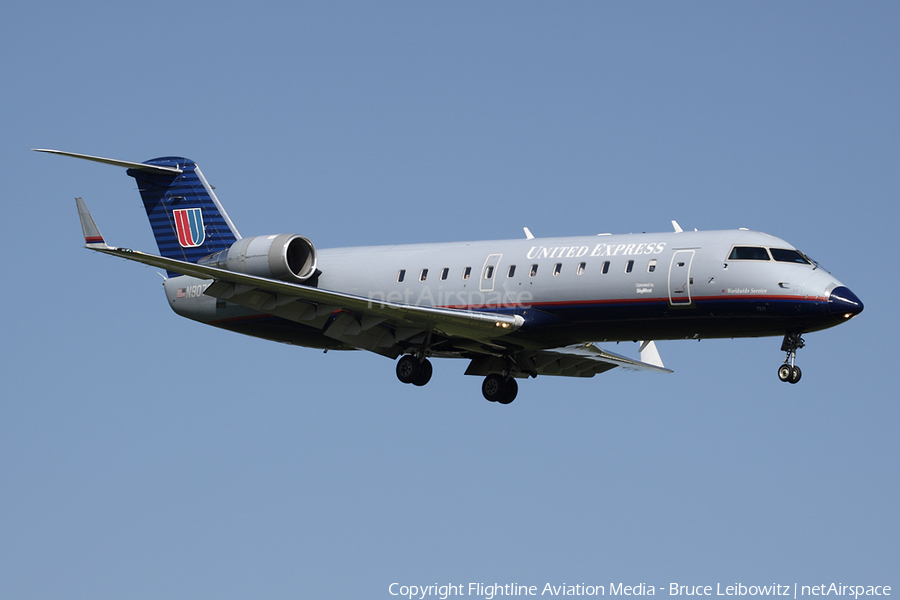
[480,253,502,292]
[668,250,695,306]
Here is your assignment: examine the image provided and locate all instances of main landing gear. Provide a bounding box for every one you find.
[394,354,520,404]
[777,333,805,384]
[396,354,433,387]
[481,373,518,405]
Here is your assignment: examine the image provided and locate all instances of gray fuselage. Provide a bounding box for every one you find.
[163,228,861,352]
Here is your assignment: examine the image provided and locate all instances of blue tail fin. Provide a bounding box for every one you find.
[126,157,240,264]
[33,149,242,271]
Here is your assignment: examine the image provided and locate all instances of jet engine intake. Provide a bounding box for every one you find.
[199,234,317,283]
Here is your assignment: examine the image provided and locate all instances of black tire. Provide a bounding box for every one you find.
[789,365,802,384]
[412,359,433,387]
[396,355,421,384]
[497,378,518,404]
[482,374,506,402]
[777,364,793,382]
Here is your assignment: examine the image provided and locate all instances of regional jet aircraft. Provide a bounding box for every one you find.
[38,149,863,404]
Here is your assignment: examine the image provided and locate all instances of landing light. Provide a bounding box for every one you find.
[496,322,511,328]
[844,313,855,319]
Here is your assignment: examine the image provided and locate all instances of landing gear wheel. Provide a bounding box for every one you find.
[497,378,518,404]
[482,374,517,404]
[777,364,793,382]
[482,374,506,402]
[396,355,422,384]
[412,359,433,387]
[779,333,806,384]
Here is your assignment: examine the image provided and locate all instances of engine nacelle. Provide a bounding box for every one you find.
[199,234,317,283]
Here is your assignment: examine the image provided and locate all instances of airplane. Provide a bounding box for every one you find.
[37,149,864,404]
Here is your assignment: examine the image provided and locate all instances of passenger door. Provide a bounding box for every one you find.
[668,250,695,306]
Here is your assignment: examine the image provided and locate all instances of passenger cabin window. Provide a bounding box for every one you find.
[485,266,494,279]
[728,246,770,261]
[648,259,657,273]
[507,265,516,278]
[440,267,449,280]
[770,248,811,264]
[397,269,406,283]
[419,268,428,282]
[576,262,586,275]
[625,260,634,273]
[553,263,562,276]
[601,261,610,274]
[530,264,538,277]
[462,267,472,280]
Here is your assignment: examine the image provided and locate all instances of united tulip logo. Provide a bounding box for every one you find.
[173,208,206,248]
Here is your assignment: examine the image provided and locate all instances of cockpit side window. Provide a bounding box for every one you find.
[727,246,770,261]
[770,248,811,264]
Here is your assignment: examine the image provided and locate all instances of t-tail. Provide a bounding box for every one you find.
[34,149,241,275]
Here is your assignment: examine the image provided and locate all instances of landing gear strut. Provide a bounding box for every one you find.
[396,355,433,387]
[777,333,804,384]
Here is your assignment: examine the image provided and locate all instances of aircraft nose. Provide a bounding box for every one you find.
[829,286,864,319]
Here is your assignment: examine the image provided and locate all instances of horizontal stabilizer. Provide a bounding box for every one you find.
[32,149,183,175]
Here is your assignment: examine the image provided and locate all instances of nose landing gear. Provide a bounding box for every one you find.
[777,333,804,384]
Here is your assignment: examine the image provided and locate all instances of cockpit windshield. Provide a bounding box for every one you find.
[728,246,770,261]
[727,246,818,268]
[770,248,811,265]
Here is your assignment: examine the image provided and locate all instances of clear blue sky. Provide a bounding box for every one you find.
[2,2,897,598]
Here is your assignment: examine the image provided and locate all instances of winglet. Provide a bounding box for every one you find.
[75,197,109,249]
[638,340,665,369]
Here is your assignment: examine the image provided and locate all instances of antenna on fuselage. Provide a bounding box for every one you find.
[671,220,684,233]
[523,227,535,240]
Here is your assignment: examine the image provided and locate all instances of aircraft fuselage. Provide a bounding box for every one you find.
[165,228,861,351]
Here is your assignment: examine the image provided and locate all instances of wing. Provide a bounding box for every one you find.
[465,341,672,378]
[76,197,671,377]
[75,198,523,354]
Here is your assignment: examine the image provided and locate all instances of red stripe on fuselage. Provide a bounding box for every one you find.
[435,294,828,311]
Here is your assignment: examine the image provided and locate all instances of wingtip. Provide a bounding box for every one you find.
[638,340,669,371]
[75,197,109,249]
